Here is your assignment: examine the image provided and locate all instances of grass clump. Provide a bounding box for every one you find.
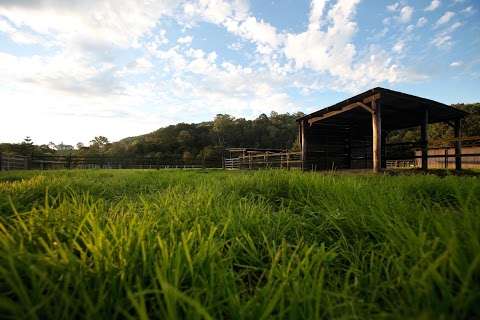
[0,169,479,319]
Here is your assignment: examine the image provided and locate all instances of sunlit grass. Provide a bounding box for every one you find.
[0,169,479,319]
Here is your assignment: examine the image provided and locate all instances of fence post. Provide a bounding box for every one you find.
[444,149,448,169]
[0,152,2,171]
[454,119,462,170]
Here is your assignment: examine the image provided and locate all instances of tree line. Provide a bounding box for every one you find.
[1,104,478,163]
[0,112,304,163]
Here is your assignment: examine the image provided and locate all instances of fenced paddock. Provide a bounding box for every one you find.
[223,139,480,171]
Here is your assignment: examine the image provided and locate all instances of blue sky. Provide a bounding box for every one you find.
[0,0,479,145]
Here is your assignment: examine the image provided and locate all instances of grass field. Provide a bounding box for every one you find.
[0,169,479,319]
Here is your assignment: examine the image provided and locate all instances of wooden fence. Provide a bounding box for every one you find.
[224,149,480,171]
[0,153,222,171]
[0,154,29,171]
[224,151,302,170]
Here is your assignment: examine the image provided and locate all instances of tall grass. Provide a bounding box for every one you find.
[0,169,479,319]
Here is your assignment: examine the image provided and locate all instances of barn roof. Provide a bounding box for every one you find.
[297,87,467,131]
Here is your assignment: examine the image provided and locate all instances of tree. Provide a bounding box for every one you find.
[212,114,235,147]
[89,136,110,152]
[182,151,193,164]
[20,136,34,154]
[177,130,193,145]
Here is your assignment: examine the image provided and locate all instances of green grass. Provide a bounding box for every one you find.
[0,169,479,319]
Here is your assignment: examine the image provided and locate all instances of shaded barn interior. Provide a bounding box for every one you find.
[297,87,467,171]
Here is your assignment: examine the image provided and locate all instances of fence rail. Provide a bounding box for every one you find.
[2,149,479,172]
[0,153,222,171]
[224,152,302,170]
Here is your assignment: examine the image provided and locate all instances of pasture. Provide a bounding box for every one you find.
[0,169,479,319]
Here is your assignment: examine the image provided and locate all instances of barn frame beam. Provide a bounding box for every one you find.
[308,101,375,126]
[300,120,307,169]
[371,100,382,172]
[421,108,429,170]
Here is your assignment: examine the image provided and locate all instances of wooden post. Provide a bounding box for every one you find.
[454,119,462,170]
[421,108,429,170]
[371,100,382,172]
[444,149,448,169]
[381,131,387,169]
[347,132,352,169]
[301,120,307,170]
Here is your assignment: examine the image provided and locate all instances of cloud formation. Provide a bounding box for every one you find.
[425,0,441,12]
[0,0,475,144]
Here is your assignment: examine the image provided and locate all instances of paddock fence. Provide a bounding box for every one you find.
[224,151,303,170]
[0,153,223,171]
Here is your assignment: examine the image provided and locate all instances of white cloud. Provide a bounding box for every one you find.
[0,0,179,49]
[183,0,280,55]
[387,2,400,12]
[235,17,281,50]
[461,6,475,15]
[398,6,414,23]
[425,0,441,12]
[393,40,405,53]
[450,61,463,67]
[0,0,428,143]
[309,0,328,29]
[431,20,462,49]
[417,17,428,27]
[0,18,43,44]
[431,34,452,48]
[446,21,462,33]
[284,0,360,76]
[283,0,407,90]
[435,11,455,27]
[177,35,193,44]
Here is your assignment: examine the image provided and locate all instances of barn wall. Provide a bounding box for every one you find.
[304,123,375,170]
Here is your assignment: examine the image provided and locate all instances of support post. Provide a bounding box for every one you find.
[301,120,307,170]
[381,131,387,169]
[371,100,382,172]
[454,119,462,170]
[421,108,429,170]
[347,134,352,169]
[444,149,448,169]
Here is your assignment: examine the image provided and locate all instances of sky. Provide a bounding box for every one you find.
[0,0,479,145]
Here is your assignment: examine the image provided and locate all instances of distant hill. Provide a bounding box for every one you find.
[103,112,304,163]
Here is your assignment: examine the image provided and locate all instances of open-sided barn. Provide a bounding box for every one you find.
[297,87,467,172]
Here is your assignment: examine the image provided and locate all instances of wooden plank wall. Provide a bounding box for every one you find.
[304,124,351,170]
